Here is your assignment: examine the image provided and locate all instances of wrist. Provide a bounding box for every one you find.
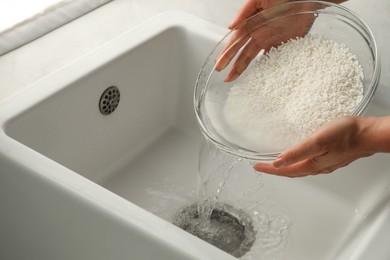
[358,116,390,153]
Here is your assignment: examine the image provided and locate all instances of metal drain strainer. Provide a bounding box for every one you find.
[99,86,120,115]
[172,203,256,258]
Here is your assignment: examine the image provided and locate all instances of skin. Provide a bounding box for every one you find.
[216,0,346,82]
[222,0,390,177]
[254,116,390,177]
[229,0,346,30]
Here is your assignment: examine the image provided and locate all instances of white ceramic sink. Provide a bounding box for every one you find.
[0,11,390,260]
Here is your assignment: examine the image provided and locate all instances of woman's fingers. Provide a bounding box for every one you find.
[254,159,322,177]
[253,117,376,177]
[222,27,282,81]
[254,152,367,177]
[224,38,265,82]
[216,14,269,73]
[215,34,250,72]
[219,1,317,82]
[274,139,326,168]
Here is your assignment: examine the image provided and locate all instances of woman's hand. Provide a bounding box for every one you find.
[253,116,379,177]
[228,0,289,30]
[217,0,346,82]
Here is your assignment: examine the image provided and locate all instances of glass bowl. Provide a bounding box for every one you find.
[194,0,380,161]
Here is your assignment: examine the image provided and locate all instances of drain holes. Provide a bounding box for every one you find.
[172,203,256,258]
[99,86,120,115]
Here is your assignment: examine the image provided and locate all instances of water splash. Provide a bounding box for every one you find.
[143,138,293,259]
[195,139,293,259]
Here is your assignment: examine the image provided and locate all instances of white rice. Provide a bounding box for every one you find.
[223,35,364,151]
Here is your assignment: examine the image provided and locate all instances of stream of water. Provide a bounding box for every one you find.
[193,139,293,259]
[145,138,293,259]
[196,139,240,221]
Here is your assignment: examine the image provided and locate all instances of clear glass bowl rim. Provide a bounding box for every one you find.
[194,0,381,161]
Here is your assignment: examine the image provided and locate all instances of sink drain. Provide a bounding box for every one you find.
[99,86,120,115]
[172,203,256,258]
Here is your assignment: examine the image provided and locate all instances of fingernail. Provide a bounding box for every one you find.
[224,70,238,82]
[228,20,238,30]
[216,58,228,71]
[273,158,287,168]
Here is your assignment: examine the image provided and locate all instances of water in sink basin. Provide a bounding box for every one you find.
[2,11,390,260]
[171,139,292,259]
[101,128,385,260]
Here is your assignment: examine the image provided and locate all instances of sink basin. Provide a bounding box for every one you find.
[0,11,390,260]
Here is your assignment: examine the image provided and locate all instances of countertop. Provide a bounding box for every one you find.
[0,0,389,104]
